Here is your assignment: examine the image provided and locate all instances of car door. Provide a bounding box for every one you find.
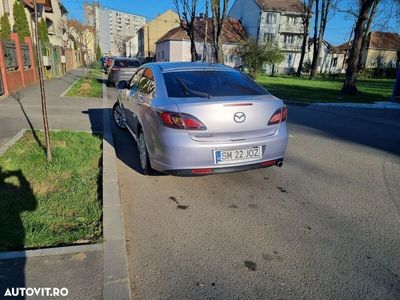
[123,68,144,133]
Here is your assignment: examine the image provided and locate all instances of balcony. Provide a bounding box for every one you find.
[279,23,303,34]
[281,43,302,52]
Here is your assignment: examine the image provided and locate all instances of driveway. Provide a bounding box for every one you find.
[108,86,400,299]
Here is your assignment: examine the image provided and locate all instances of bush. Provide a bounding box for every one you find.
[0,15,11,40]
[13,0,31,43]
[360,68,397,79]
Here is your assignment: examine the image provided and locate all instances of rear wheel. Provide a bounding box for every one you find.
[138,129,151,175]
[112,102,126,129]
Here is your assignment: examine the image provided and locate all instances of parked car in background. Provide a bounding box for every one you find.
[107,58,141,86]
[112,62,288,175]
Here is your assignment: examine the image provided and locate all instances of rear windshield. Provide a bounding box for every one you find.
[163,70,268,98]
[114,59,141,68]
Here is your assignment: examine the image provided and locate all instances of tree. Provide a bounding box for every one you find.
[296,0,315,76]
[96,45,102,60]
[13,0,31,43]
[0,15,11,40]
[234,38,284,79]
[210,0,229,63]
[173,0,198,61]
[342,0,381,95]
[310,0,336,78]
[38,18,49,43]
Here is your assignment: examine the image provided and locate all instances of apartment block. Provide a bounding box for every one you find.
[229,0,305,74]
[85,3,145,56]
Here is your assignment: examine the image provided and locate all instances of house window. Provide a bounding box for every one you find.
[263,33,275,43]
[266,13,276,24]
[162,51,164,59]
[287,16,295,25]
[331,57,338,68]
[284,35,294,44]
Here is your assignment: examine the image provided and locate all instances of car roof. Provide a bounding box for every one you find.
[145,62,233,73]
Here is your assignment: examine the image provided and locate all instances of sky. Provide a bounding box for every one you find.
[61,0,399,46]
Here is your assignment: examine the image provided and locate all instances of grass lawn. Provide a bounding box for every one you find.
[0,131,102,251]
[256,75,395,103]
[66,69,103,98]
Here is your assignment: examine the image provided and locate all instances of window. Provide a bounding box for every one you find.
[266,13,276,24]
[263,33,275,43]
[284,35,294,44]
[162,71,268,98]
[331,57,338,68]
[162,51,164,59]
[137,68,155,96]
[113,59,141,68]
[129,69,144,90]
[287,16,296,25]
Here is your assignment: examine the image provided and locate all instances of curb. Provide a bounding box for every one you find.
[310,102,400,110]
[101,77,131,299]
[59,78,79,97]
[0,128,27,155]
[0,244,102,260]
[283,100,310,106]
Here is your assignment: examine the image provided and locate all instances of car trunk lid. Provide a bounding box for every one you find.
[170,95,284,143]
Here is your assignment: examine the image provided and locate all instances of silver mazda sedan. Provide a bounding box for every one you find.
[113,62,288,175]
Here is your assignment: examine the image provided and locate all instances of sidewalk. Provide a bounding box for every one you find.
[0,69,103,148]
[0,70,104,298]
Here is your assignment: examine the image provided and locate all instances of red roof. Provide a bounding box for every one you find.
[156,17,246,44]
[367,32,400,51]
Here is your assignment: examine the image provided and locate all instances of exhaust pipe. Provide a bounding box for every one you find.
[275,160,283,168]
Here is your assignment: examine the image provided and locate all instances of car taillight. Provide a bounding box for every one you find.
[159,112,206,130]
[268,106,288,125]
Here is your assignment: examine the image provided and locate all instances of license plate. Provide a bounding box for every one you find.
[215,146,262,164]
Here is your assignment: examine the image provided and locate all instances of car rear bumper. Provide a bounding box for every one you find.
[148,123,289,175]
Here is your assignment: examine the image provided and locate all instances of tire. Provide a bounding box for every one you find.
[137,129,151,175]
[112,102,126,130]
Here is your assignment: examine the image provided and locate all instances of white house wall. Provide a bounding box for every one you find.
[228,0,261,39]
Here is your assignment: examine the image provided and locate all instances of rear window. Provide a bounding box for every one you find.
[163,70,268,98]
[114,59,141,68]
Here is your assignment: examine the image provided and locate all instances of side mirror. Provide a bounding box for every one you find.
[117,80,128,90]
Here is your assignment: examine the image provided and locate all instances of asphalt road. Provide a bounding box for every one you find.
[108,87,400,299]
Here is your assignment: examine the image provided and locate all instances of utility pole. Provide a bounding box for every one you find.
[203,0,208,62]
[33,0,52,161]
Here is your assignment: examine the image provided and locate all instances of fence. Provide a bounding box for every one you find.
[0,33,86,96]
[0,33,37,96]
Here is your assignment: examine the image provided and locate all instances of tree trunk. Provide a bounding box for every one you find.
[356,1,378,73]
[310,0,319,79]
[296,18,309,76]
[343,0,377,95]
[311,0,329,78]
[190,33,197,62]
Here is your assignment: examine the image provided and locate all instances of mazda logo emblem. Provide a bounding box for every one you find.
[233,112,246,123]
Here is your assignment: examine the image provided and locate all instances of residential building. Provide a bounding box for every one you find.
[66,20,96,65]
[360,31,399,69]
[1,0,67,47]
[228,0,305,74]
[125,35,139,57]
[84,3,145,56]
[155,17,245,68]
[306,39,346,74]
[137,9,180,60]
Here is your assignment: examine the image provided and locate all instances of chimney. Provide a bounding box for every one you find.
[199,13,204,18]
